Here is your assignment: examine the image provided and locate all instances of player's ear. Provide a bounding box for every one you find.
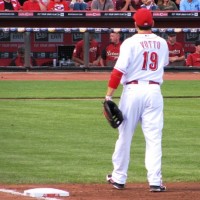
[152,20,154,28]
[135,22,140,32]
[134,22,138,29]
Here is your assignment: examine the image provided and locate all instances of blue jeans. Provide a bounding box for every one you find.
[73,3,87,10]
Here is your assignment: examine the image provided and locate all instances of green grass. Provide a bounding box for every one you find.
[0,81,110,98]
[0,80,199,184]
[0,80,199,98]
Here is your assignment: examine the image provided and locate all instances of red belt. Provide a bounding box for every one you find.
[126,80,159,85]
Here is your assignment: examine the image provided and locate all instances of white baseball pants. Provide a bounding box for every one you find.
[111,82,164,186]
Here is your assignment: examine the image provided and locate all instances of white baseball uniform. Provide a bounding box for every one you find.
[111,33,169,186]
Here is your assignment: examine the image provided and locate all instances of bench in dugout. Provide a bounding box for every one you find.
[57,45,75,67]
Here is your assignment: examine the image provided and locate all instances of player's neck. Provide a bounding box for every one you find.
[137,30,152,34]
[168,41,175,45]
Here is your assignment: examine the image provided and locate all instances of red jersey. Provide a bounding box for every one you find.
[73,39,100,63]
[9,56,37,67]
[23,0,41,10]
[101,42,121,67]
[167,41,185,57]
[186,53,200,67]
[47,1,70,11]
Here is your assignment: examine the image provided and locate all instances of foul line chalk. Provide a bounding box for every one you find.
[0,189,61,200]
[0,189,25,196]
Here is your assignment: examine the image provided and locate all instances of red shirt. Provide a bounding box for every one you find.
[101,42,121,67]
[73,39,100,63]
[167,42,185,57]
[186,53,200,67]
[47,1,70,11]
[23,0,41,10]
[10,56,37,67]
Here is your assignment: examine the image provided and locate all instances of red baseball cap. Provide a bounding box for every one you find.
[133,8,153,27]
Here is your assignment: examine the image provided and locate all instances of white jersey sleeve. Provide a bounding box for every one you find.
[114,33,169,85]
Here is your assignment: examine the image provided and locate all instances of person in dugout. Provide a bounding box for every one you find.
[166,32,185,66]
[9,46,37,67]
[100,31,122,67]
[72,33,101,66]
[186,40,200,67]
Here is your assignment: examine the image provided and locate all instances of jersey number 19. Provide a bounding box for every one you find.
[142,51,158,71]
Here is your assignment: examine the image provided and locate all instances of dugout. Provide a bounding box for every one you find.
[0,11,199,70]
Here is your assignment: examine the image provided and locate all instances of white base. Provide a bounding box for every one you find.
[23,188,69,198]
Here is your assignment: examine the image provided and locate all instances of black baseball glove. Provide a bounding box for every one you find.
[103,100,123,128]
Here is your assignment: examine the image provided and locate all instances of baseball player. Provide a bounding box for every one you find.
[9,46,37,67]
[167,32,185,66]
[100,31,122,67]
[72,33,101,66]
[186,40,200,67]
[105,8,169,192]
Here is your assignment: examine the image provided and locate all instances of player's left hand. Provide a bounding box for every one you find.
[105,95,112,101]
[103,100,124,129]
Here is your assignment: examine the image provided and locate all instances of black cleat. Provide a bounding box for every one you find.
[150,185,167,192]
[106,174,125,190]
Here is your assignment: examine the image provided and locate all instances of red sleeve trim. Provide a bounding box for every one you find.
[108,69,123,89]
